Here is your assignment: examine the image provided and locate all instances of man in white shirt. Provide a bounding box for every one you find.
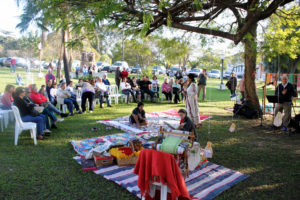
[120,77,137,104]
[57,82,82,115]
[95,77,112,108]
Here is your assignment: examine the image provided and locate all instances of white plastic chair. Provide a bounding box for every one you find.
[58,103,67,113]
[142,182,172,200]
[11,106,37,145]
[109,85,121,104]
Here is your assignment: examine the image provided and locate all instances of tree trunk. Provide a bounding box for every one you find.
[67,26,73,72]
[57,30,64,79]
[243,23,261,117]
[62,30,71,84]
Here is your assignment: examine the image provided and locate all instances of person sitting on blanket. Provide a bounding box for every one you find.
[129,102,148,127]
[178,109,197,139]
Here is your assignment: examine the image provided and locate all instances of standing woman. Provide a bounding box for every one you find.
[228,73,237,97]
[184,74,201,127]
[115,67,122,89]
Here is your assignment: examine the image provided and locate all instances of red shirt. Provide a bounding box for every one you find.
[11,58,16,65]
[121,70,129,79]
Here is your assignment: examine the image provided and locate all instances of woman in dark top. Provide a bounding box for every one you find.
[129,102,148,127]
[115,67,122,89]
[178,109,197,140]
[13,87,48,140]
[227,73,237,97]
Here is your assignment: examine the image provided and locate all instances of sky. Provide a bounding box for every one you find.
[0,0,23,37]
[0,0,242,59]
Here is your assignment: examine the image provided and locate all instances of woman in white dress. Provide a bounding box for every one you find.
[184,74,201,127]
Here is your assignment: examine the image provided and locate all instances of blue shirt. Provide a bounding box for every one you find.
[102,79,110,86]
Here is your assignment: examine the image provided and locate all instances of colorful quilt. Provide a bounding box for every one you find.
[73,156,248,200]
[70,133,148,159]
[97,109,211,139]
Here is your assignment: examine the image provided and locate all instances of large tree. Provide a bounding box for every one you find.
[65,0,292,113]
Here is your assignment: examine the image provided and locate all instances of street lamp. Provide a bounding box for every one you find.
[219,53,226,90]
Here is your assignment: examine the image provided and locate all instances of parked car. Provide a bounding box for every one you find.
[101,66,111,72]
[223,71,231,80]
[3,57,12,67]
[30,59,41,68]
[208,69,220,79]
[166,67,180,76]
[15,57,29,68]
[96,62,109,72]
[188,68,202,77]
[152,66,166,75]
[0,57,7,66]
[131,65,142,74]
[110,61,129,72]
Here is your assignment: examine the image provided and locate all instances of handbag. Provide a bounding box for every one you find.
[34,106,44,113]
[30,109,40,117]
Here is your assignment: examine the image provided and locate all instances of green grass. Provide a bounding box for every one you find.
[0,67,299,200]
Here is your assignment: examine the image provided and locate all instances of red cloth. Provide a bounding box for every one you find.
[11,58,16,65]
[29,84,47,104]
[134,149,190,200]
[121,70,129,79]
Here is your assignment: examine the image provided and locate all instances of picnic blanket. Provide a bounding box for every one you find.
[73,156,248,200]
[97,109,211,139]
[70,133,150,159]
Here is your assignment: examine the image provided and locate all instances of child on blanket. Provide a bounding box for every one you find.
[178,109,197,140]
[129,102,148,127]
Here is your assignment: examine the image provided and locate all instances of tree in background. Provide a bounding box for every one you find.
[63,0,292,113]
[261,6,300,73]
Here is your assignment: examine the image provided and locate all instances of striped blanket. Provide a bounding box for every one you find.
[97,109,211,139]
[73,156,248,200]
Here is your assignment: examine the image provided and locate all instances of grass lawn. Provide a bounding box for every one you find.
[0,67,299,200]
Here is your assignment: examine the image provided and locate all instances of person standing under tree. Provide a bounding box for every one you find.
[226,73,237,97]
[197,69,208,100]
[238,76,245,102]
[10,57,16,73]
[115,67,122,89]
[274,75,297,131]
[184,74,201,127]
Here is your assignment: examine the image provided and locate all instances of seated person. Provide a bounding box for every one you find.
[120,78,137,104]
[13,87,49,140]
[275,75,297,131]
[177,109,197,139]
[67,81,77,99]
[95,77,111,108]
[46,79,53,100]
[29,84,68,118]
[151,75,159,98]
[39,85,47,97]
[57,82,82,116]
[0,84,15,110]
[130,77,141,102]
[49,82,58,106]
[172,79,181,104]
[16,74,24,85]
[24,87,59,129]
[102,74,110,86]
[161,78,172,102]
[129,102,148,127]
[138,76,154,102]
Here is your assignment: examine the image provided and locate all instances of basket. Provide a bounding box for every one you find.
[93,155,114,167]
[116,156,138,166]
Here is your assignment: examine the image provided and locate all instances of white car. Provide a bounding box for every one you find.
[208,70,220,79]
[110,61,129,72]
[188,68,202,77]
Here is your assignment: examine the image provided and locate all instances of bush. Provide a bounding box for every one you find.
[141,67,152,77]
